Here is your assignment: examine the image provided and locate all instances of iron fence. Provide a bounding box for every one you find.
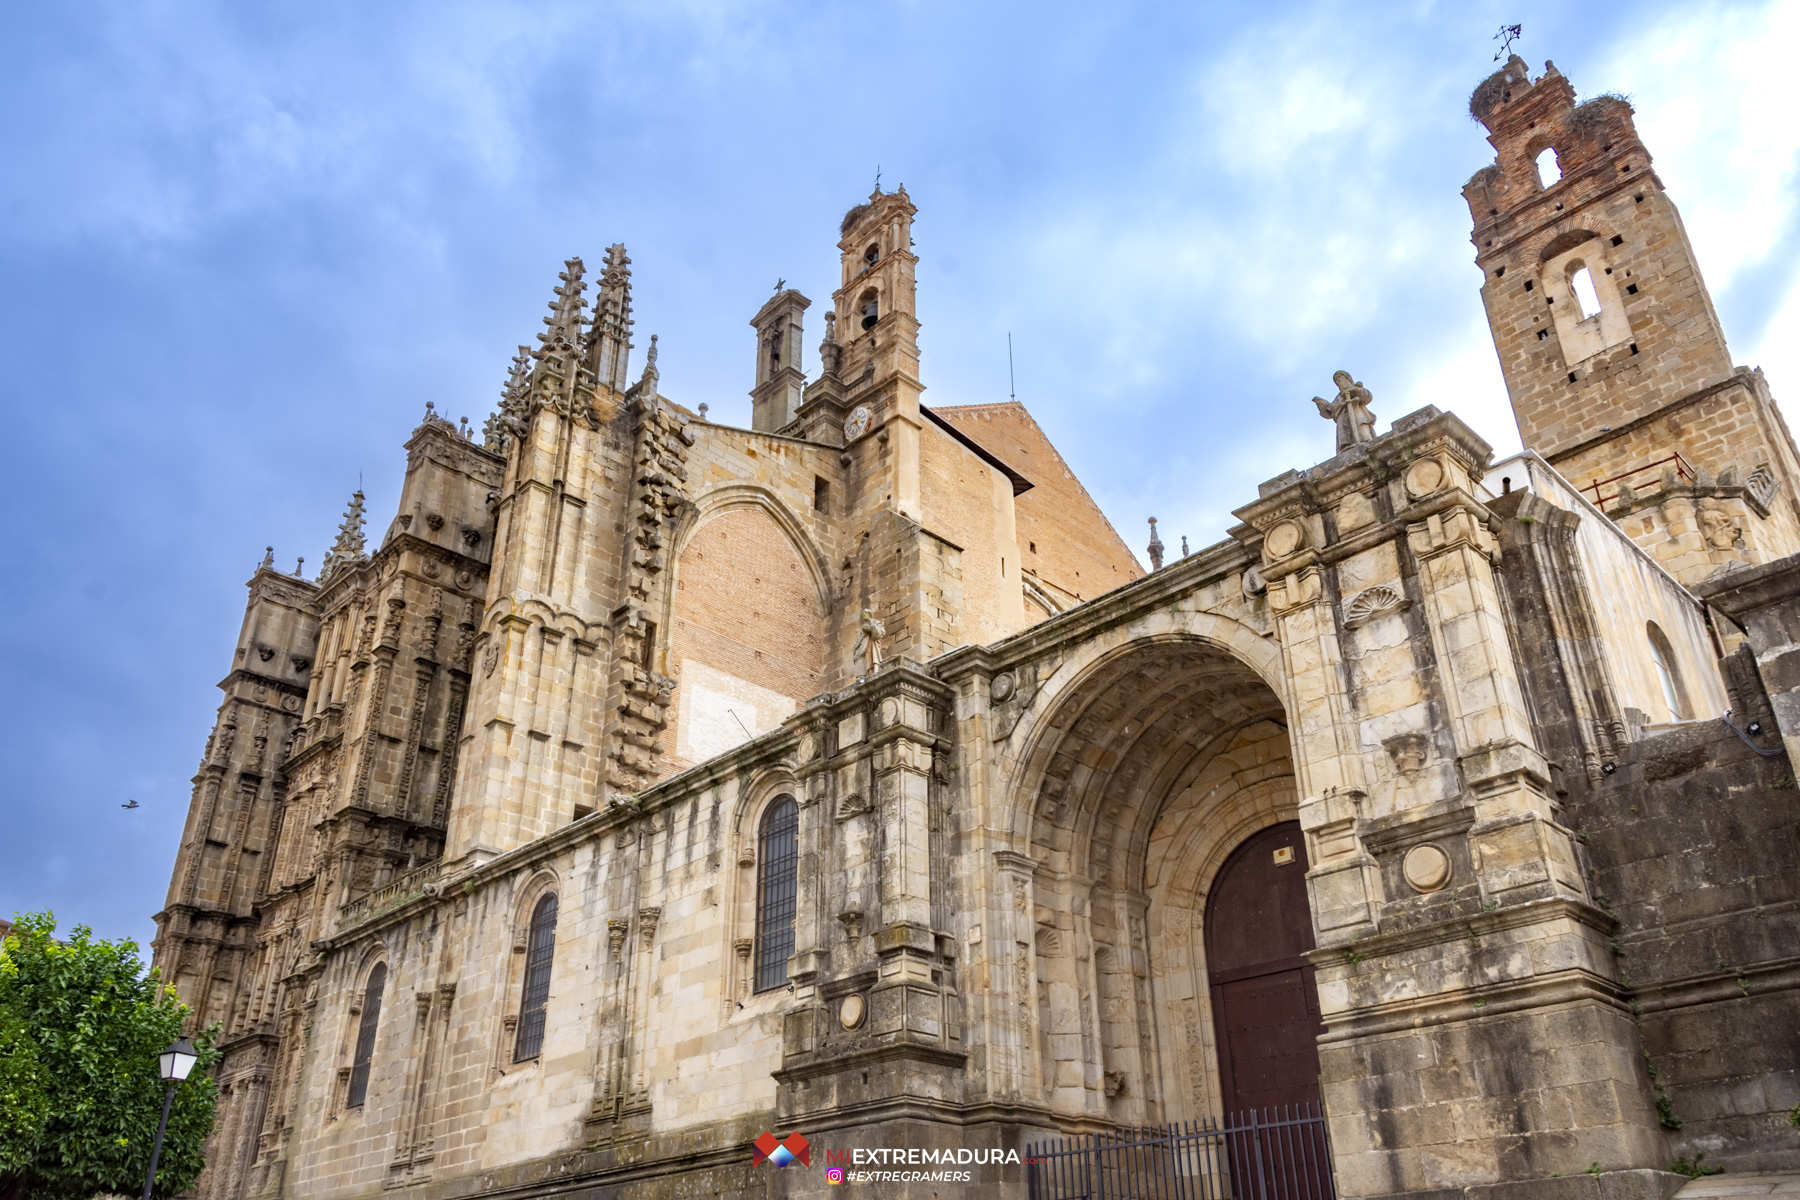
[1025,1104,1336,1200]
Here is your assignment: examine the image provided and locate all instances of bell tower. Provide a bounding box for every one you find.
[826,185,925,518]
[749,287,809,433]
[1467,56,1800,581]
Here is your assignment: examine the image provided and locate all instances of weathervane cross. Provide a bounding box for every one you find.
[1493,23,1522,61]
[774,278,785,292]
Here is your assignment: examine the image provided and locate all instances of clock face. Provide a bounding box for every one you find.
[844,406,872,442]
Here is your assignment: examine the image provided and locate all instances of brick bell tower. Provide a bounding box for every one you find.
[1467,56,1800,583]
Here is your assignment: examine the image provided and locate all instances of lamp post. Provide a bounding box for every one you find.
[141,1037,198,1200]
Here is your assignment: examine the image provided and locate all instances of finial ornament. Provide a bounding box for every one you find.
[260,546,275,570]
[1312,370,1378,453]
[1181,535,1189,559]
[698,404,709,420]
[1147,518,1165,571]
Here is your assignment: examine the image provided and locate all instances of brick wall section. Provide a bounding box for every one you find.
[661,506,825,774]
[933,402,1143,604]
[918,419,1023,646]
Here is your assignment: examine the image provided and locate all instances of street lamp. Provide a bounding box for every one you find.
[141,1037,198,1200]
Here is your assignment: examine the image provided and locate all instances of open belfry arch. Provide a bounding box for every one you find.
[155,58,1800,1200]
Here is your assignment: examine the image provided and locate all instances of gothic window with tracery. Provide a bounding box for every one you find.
[754,797,799,992]
[513,893,558,1061]
[346,962,386,1108]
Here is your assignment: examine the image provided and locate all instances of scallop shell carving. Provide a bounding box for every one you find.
[1343,584,1411,629]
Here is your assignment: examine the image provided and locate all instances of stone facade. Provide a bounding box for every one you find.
[156,62,1800,1200]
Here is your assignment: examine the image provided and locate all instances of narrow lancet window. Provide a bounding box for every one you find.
[346,962,386,1108]
[754,797,800,992]
[1648,623,1688,721]
[513,893,558,1061]
[1570,264,1602,319]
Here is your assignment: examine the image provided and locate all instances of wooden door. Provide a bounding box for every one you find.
[1204,821,1323,1115]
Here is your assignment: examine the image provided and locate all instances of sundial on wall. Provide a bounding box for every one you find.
[843,405,872,442]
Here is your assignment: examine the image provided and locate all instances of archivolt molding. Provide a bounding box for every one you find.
[672,482,835,617]
[1002,611,1288,819]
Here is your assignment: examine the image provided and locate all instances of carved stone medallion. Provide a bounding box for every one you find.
[1402,843,1452,893]
[844,406,872,442]
[1264,520,1305,561]
[990,672,1017,703]
[840,993,866,1030]
[1404,457,1446,499]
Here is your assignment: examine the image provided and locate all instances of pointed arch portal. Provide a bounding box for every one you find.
[1018,634,1323,1124]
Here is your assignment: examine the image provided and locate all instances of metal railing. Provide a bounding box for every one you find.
[1025,1104,1336,1200]
[338,859,442,929]
[1580,451,1695,509]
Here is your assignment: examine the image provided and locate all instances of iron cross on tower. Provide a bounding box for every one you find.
[1493,23,1522,61]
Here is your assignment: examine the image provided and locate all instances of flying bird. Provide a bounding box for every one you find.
[121,799,140,809]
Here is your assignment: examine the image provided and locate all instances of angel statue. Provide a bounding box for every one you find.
[1312,370,1378,453]
[852,608,886,678]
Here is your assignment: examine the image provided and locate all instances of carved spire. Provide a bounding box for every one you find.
[587,243,634,391]
[484,344,532,453]
[1146,517,1164,571]
[318,491,367,583]
[259,546,275,570]
[535,257,587,361]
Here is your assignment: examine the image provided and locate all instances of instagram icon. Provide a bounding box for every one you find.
[826,1167,845,1185]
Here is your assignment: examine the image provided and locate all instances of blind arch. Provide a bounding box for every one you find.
[513,892,559,1061]
[754,797,800,992]
[346,962,386,1108]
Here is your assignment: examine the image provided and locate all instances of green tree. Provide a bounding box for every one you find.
[0,912,219,1200]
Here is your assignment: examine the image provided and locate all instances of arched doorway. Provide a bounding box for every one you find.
[1013,632,1319,1126]
[1204,821,1323,1115]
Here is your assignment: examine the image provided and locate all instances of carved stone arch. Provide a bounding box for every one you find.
[1533,223,1619,266]
[670,483,834,617]
[508,867,561,944]
[1021,575,1066,619]
[1000,610,1288,848]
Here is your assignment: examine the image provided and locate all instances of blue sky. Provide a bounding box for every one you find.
[3,0,1797,952]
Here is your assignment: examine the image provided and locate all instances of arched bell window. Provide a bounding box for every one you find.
[1535,146,1562,188]
[513,893,558,1061]
[346,962,386,1108]
[754,797,800,992]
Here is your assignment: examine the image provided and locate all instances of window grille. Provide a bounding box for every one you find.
[754,797,799,992]
[346,962,386,1108]
[513,893,559,1061]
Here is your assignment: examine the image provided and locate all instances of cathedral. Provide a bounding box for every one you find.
[155,57,1800,1199]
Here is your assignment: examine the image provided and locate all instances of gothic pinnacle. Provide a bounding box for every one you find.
[537,256,588,356]
[318,489,368,582]
[1147,517,1164,571]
